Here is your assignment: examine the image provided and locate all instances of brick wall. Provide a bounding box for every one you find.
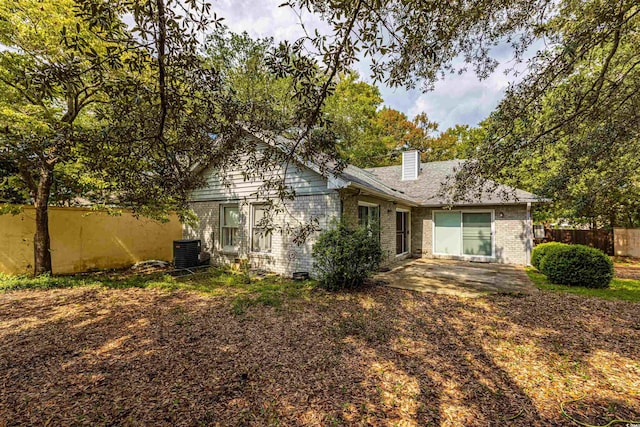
[186,195,533,276]
[411,207,432,258]
[184,193,341,277]
[340,190,413,267]
[411,205,531,265]
[494,205,532,265]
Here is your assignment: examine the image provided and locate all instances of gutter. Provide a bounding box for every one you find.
[343,181,419,207]
[418,198,550,208]
[526,202,533,266]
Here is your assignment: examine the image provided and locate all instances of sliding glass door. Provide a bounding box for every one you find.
[462,212,492,256]
[434,211,462,255]
[433,211,493,258]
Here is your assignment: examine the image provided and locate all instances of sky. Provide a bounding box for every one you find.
[211,0,530,131]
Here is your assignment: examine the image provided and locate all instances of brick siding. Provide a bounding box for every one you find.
[411,205,532,265]
[184,193,341,277]
[340,190,413,267]
[186,195,532,278]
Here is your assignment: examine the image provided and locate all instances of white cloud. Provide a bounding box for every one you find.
[406,70,510,130]
[212,0,330,42]
[213,1,540,131]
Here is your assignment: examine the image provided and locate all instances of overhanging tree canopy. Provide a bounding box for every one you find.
[284,0,639,225]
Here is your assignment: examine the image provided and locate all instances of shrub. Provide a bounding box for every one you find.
[531,242,568,270]
[539,244,613,288]
[312,220,383,290]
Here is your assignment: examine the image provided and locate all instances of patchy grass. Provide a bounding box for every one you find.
[526,267,640,302]
[0,269,316,313]
[0,271,638,425]
[612,256,640,267]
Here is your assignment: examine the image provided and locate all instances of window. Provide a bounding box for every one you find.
[358,203,380,230]
[396,210,409,254]
[251,205,272,253]
[220,205,239,251]
[433,211,494,257]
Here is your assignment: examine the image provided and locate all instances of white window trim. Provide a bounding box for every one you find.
[396,208,411,257]
[358,201,379,208]
[249,203,272,254]
[220,203,240,253]
[432,209,495,260]
[357,202,380,233]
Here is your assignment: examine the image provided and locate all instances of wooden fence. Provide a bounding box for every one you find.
[535,228,614,255]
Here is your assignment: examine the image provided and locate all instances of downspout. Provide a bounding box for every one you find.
[526,202,532,266]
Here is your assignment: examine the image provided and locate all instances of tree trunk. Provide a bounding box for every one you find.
[33,167,53,275]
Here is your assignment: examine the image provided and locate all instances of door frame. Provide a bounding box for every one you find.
[395,208,411,257]
[432,209,495,260]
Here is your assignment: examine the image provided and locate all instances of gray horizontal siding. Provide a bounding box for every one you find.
[190,153,331,202]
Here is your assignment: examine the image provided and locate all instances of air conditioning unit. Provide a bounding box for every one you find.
[173,239,201,269]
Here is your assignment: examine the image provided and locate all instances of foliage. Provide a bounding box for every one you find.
[203,27,297,131]
[526,268,640,302]
[285,0,539,90]
[0,1,343,274]
[531,242,568,270]
[323,72,383,162]
[422,125,482,162]
[312,220,383,290]
[0,0,132,272]
[325,76,469,168]
[441,0,639,225]
[289,0,639,227]
[0,268,315,312]
[539,244,614,289]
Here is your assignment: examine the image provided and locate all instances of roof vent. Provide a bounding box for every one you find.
[401,150,420,181]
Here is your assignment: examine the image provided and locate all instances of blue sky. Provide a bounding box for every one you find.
[213,0,531,131]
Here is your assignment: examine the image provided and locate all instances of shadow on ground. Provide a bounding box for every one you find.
[0,283,638,426]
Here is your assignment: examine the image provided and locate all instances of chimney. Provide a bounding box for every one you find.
[401,150,420,181]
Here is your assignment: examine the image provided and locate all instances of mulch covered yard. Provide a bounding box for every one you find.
[0,282,638,426]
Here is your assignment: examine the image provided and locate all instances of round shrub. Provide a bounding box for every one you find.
[539,244,613,288]
[531,242,568,270]
[312,220,383,291]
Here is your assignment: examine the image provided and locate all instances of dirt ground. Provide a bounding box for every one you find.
[0,285,638,426]
[614,257,640,280]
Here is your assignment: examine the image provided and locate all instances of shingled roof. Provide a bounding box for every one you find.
[238,129,542,207]
[333,164,417,205]
[363,160,543,206]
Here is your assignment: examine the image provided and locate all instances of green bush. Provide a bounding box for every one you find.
[531,242,568,270]
[539,244,613,288]
[312,220,383,291]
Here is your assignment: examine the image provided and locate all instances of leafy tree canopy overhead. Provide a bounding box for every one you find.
[454,1,640,227]
[203,31,475,169]
[289,0,639,227]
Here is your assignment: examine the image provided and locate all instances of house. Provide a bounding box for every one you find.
[183,132,542,276]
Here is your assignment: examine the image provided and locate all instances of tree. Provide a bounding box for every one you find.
[323,74,443,167]
[0,1,349,275]
[0,0,125,274]
[449,0,640,227]
[0,0,243,274]
[422,124,482,162]
[283,0,639,226]
[203,28,295,130]
[324,72,382,157]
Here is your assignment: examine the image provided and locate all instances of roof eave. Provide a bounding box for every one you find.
[346,182,418,207]
[418,198,550,207]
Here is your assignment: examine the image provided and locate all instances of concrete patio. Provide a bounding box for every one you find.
[375,258,534,298]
